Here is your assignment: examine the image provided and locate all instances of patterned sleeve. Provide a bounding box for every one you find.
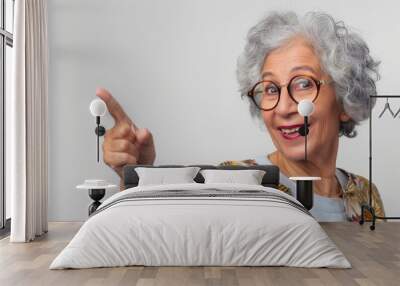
[218,159,257,167]
[370,181,386,218]
[348,173,386,220]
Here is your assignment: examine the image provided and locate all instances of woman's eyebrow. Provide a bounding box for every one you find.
[290,65,318,74]
[261,66,318,79]
[261,71,274,79]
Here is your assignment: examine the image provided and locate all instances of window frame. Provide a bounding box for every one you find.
[0,0,14,234]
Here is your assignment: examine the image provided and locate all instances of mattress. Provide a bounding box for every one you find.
[50,183,351,269]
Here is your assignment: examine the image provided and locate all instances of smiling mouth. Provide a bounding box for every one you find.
[278,124,311,140]
[280,126,301,135]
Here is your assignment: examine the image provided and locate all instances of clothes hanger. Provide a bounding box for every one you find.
[393,106,400,118]
[378,98,395,118]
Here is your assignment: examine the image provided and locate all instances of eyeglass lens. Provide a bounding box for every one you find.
[252,75,318,110]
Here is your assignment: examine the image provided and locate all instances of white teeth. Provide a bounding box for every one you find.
[281,127,300,134]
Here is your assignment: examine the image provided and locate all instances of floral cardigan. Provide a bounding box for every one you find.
[218,159,385,222]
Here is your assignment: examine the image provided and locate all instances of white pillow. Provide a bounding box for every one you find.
[135,167,201,186]
[200,169,266,185]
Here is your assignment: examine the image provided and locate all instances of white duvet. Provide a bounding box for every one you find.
[50,183,351,269]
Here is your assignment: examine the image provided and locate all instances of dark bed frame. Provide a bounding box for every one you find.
[122,164,280,190]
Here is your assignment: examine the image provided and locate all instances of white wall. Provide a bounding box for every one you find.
[48,0,400,221]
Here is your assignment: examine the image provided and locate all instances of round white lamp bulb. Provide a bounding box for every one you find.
[90,99,107,117]
[297,100,314,117]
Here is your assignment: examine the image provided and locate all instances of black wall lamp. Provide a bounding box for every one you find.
[289,100,320,211]
[89,99,107,162]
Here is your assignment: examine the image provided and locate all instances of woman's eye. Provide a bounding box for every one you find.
[293,78,313,90]
[265,85,279,95]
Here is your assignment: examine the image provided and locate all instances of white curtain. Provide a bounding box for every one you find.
[8,0,49,242]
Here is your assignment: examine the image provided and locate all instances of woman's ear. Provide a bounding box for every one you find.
[339,111,351,122]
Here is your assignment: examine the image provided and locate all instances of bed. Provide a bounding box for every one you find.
[49,164,350,269]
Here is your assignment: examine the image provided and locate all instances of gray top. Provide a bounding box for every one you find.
[254,155,347,222]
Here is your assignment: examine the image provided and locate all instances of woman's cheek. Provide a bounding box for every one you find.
[262,115,276,138]
[311,118,328,148]
[262,112,274,129]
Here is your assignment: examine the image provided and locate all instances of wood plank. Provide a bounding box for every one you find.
[0,222,399,286]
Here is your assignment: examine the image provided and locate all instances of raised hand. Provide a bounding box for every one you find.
[96,87,156,178]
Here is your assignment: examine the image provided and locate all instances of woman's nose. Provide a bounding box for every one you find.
[274,88,298,117]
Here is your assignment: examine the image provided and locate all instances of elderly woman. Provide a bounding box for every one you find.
[97,11,385,222]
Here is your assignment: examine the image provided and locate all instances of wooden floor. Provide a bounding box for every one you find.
[0,222,399,286]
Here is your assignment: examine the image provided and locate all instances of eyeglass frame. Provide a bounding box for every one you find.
[247,75,331,111]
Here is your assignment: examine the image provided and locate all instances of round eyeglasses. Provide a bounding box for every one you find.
[247,75,331,111]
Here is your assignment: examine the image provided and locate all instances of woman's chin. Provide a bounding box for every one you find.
[275,134,317,162]
[280,147,308,161]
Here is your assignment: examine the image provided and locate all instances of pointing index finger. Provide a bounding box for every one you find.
[96,87,131,124]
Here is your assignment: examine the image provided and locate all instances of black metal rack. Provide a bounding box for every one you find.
[360,95,400,230]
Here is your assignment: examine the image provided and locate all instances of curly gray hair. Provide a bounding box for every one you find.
[237,11,380,137]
